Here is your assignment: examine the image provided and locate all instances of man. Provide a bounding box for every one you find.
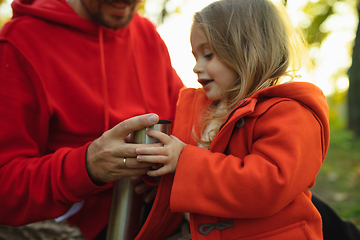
[0,0,184,238]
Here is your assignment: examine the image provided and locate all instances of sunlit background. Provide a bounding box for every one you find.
[0,0,358,94]
[155,0,358,95]
[154,0,357,95]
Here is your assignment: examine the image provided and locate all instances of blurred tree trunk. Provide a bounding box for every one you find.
[347,6,360,137]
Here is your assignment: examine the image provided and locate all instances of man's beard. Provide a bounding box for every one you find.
[94,10,136,29]
[80,0,140,29]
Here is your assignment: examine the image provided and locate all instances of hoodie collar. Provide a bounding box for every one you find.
[11,0,132,37]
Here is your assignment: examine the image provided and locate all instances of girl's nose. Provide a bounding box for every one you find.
[193,62,203,74]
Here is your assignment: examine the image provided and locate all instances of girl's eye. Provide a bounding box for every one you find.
[204,53,213,59]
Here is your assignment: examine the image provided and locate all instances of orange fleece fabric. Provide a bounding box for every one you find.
[136,82,329,240]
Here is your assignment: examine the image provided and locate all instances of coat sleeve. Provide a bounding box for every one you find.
[0,41,105,226]
[170,100,324,218]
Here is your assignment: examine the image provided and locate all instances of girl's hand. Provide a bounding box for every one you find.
[135,130,186,177]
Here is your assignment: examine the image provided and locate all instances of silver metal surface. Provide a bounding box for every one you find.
[133,120,171,144]
[106,120,171,240]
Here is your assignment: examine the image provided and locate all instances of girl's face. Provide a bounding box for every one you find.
[190,24,238,101]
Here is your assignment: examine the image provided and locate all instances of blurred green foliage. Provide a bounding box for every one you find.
[301,0,335,45]
[312,124,360,227]
[302,0,360,228]
[328,90,348,129]
[301,0,359,132]
[139,0,183,25]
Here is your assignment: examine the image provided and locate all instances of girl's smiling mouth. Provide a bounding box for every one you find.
[198,79,213,87]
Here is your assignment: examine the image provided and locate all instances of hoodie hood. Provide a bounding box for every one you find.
[12,0,92,31]
[8,0,139,132]
[11,0,129,36]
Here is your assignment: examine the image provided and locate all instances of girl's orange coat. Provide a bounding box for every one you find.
[137,82,330,240]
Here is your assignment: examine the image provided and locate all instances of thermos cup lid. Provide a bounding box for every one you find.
[158,120,172,124]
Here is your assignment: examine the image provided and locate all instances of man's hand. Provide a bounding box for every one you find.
[86,113,162,184]
[131,176,158,203]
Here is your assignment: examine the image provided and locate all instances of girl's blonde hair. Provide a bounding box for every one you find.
[193,0,310,147]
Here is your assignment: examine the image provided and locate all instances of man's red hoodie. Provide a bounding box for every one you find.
[0,0,184,238]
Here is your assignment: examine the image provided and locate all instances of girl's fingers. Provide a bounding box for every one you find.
[146,130,172,144]
[136,146,167,155]
[147,165,170,177]
[123,157,158,168]
[151,164,163,169]
[170,135,181,141]
[137,155,169,163]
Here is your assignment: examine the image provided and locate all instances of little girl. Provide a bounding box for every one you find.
[135,0,330,239]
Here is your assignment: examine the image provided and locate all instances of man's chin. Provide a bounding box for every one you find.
[96,17,128,29]
[99,12,135,29]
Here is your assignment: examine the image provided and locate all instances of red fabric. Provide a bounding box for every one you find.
[0,0,184,238]
[137,82,330,239]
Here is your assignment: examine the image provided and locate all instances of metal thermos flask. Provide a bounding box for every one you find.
[106,120,171,240]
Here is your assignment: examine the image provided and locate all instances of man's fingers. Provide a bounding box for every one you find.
[112,113,159,139]
[134,182,152,194]
[144,187,158,203]
[131,175,142,185]
[114,168,150,179]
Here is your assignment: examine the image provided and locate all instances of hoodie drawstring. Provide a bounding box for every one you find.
[129,27,151,113]
[98,27,110,132]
